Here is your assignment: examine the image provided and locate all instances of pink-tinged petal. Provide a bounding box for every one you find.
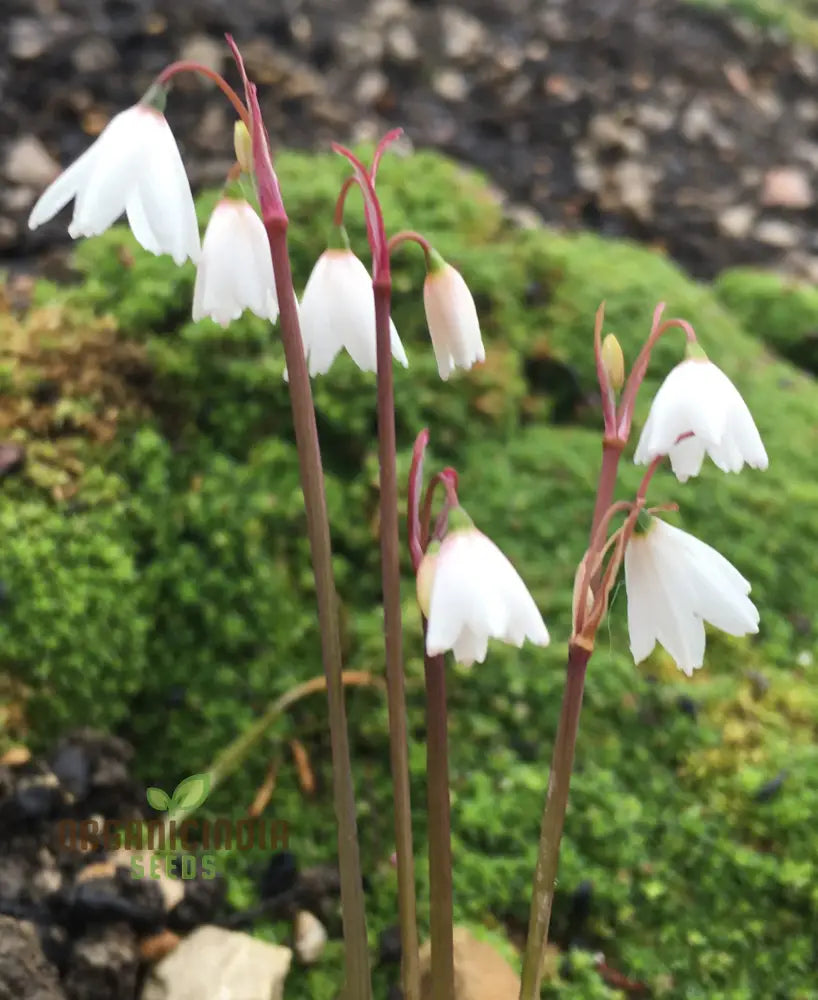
[423,263,485,379]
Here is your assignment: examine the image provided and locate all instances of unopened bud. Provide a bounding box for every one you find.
[234,121,253,174]
[601,333,625,391]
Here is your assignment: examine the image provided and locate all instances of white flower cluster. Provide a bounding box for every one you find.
[28,103,485,380]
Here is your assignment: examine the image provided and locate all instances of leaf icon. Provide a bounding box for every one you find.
[146,787,172,812]
[170,773,211,812]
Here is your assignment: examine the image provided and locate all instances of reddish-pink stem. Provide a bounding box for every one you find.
[370,127,404,185]
[156,60,249,126]
[333,176,357,228]
[387,230,433,267]
[332,142,389,281]
[408,429,430,573]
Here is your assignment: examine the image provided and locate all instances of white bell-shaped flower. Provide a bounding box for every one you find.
[28,100,200,266]
[192,198,278,327]
[418,512,550,667]
[624,515,759,676]
[298,248,408,376]
[423,253,485,380]
[634,354,768,482]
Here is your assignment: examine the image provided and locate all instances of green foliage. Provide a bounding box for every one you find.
[6,147,818,998]
[686,0,818,45]
[714,265,818,372]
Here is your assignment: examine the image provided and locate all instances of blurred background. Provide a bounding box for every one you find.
[2,1,818,998]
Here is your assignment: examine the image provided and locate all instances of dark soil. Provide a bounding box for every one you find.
[0,732,342,1000]
[3,0,818,280]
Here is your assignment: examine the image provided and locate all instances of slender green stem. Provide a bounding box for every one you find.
[164,672,382,833]
[267,220,372,1000]
[519,441,623,999]
[373,279,421,1000]
[423,648,455,1000]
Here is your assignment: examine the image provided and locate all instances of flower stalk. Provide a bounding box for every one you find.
[374,277,422,1000]
[334,134,420,1000]
[423,646,455,1000]
[228,36,373,998]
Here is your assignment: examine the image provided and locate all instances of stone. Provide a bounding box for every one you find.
[178,36,225,78]
[433,70,469,103]
[141,925,292,1000]
[387,24,419,63]
[9,18,48,60]
[718,204,756,239]
[0,915,65,1000]
[71,37,117,74]
[754,219,801,249]
[4,137,60,189]
[440,7,486,62]
[418,927,520,1000]
[293,910,327,965]
[762,167,813,209]
[108,849,185,912]
[355,71,389,105]
[64,924,139,1000]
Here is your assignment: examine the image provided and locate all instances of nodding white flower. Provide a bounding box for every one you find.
[423,254,485,380]
[28,100,200,266]
[624,515,759,676]
[192,198,278,327]
[298,248,408,376]
[634,355,767,482]
[418,513,550,667]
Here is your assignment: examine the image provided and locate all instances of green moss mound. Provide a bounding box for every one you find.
[6,147,818,998]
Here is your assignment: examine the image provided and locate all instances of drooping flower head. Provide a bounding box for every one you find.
[422,250,485,380]
[28,87,200,266]
[418,507,549,667]
[634,345,768,482]
[298,234,408,376]
[624,513,759,675]
[193,197,278,327]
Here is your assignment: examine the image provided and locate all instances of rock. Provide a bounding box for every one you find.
[433,70,469,103]
[165,865,227,931]
[754,219,801,248]
[440,7,486,62]
[419,927,520,1000]
[718,204,756,239]
[762,167,813,209]
[258,851,298,901]
[4,137,60,189]
[108,850,185,913]
[0,915,65,1000]
[141,925,292,1000]
[293,910,327,965]
[178,36,225,79]
[355,71,389,105]
[57,869,166,935]
[387,24,419,63]
[63,924,139,1000]
[71,37,118,74]
[9,18,48,60]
